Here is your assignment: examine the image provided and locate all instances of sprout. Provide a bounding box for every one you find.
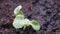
[14,5,23,15]
[31,20,40,31]
[13,5,40,31]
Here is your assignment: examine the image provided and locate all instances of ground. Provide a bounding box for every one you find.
[0,0,60,34]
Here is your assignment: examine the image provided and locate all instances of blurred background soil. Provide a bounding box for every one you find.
[0,0,60,34]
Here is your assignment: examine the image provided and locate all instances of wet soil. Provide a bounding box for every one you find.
[0,0,60,34]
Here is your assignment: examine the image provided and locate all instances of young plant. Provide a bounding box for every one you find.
[13,5,40,31]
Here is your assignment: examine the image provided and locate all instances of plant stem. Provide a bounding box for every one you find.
[23,25,27,30]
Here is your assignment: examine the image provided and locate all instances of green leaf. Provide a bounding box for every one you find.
[31,20,40,31]
[23,19,31,26]
[14,5,23,15]
[13,18,31,29]
[15,15,24,19]
[13,19,25,29]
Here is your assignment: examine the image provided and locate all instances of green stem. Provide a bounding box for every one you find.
[23,25,27,30]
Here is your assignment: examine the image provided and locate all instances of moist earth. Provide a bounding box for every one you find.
[0,0,60,34]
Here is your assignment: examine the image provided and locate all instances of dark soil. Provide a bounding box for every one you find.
[0,0,60,34]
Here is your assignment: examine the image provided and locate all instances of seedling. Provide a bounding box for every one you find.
[13,5,40,31]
